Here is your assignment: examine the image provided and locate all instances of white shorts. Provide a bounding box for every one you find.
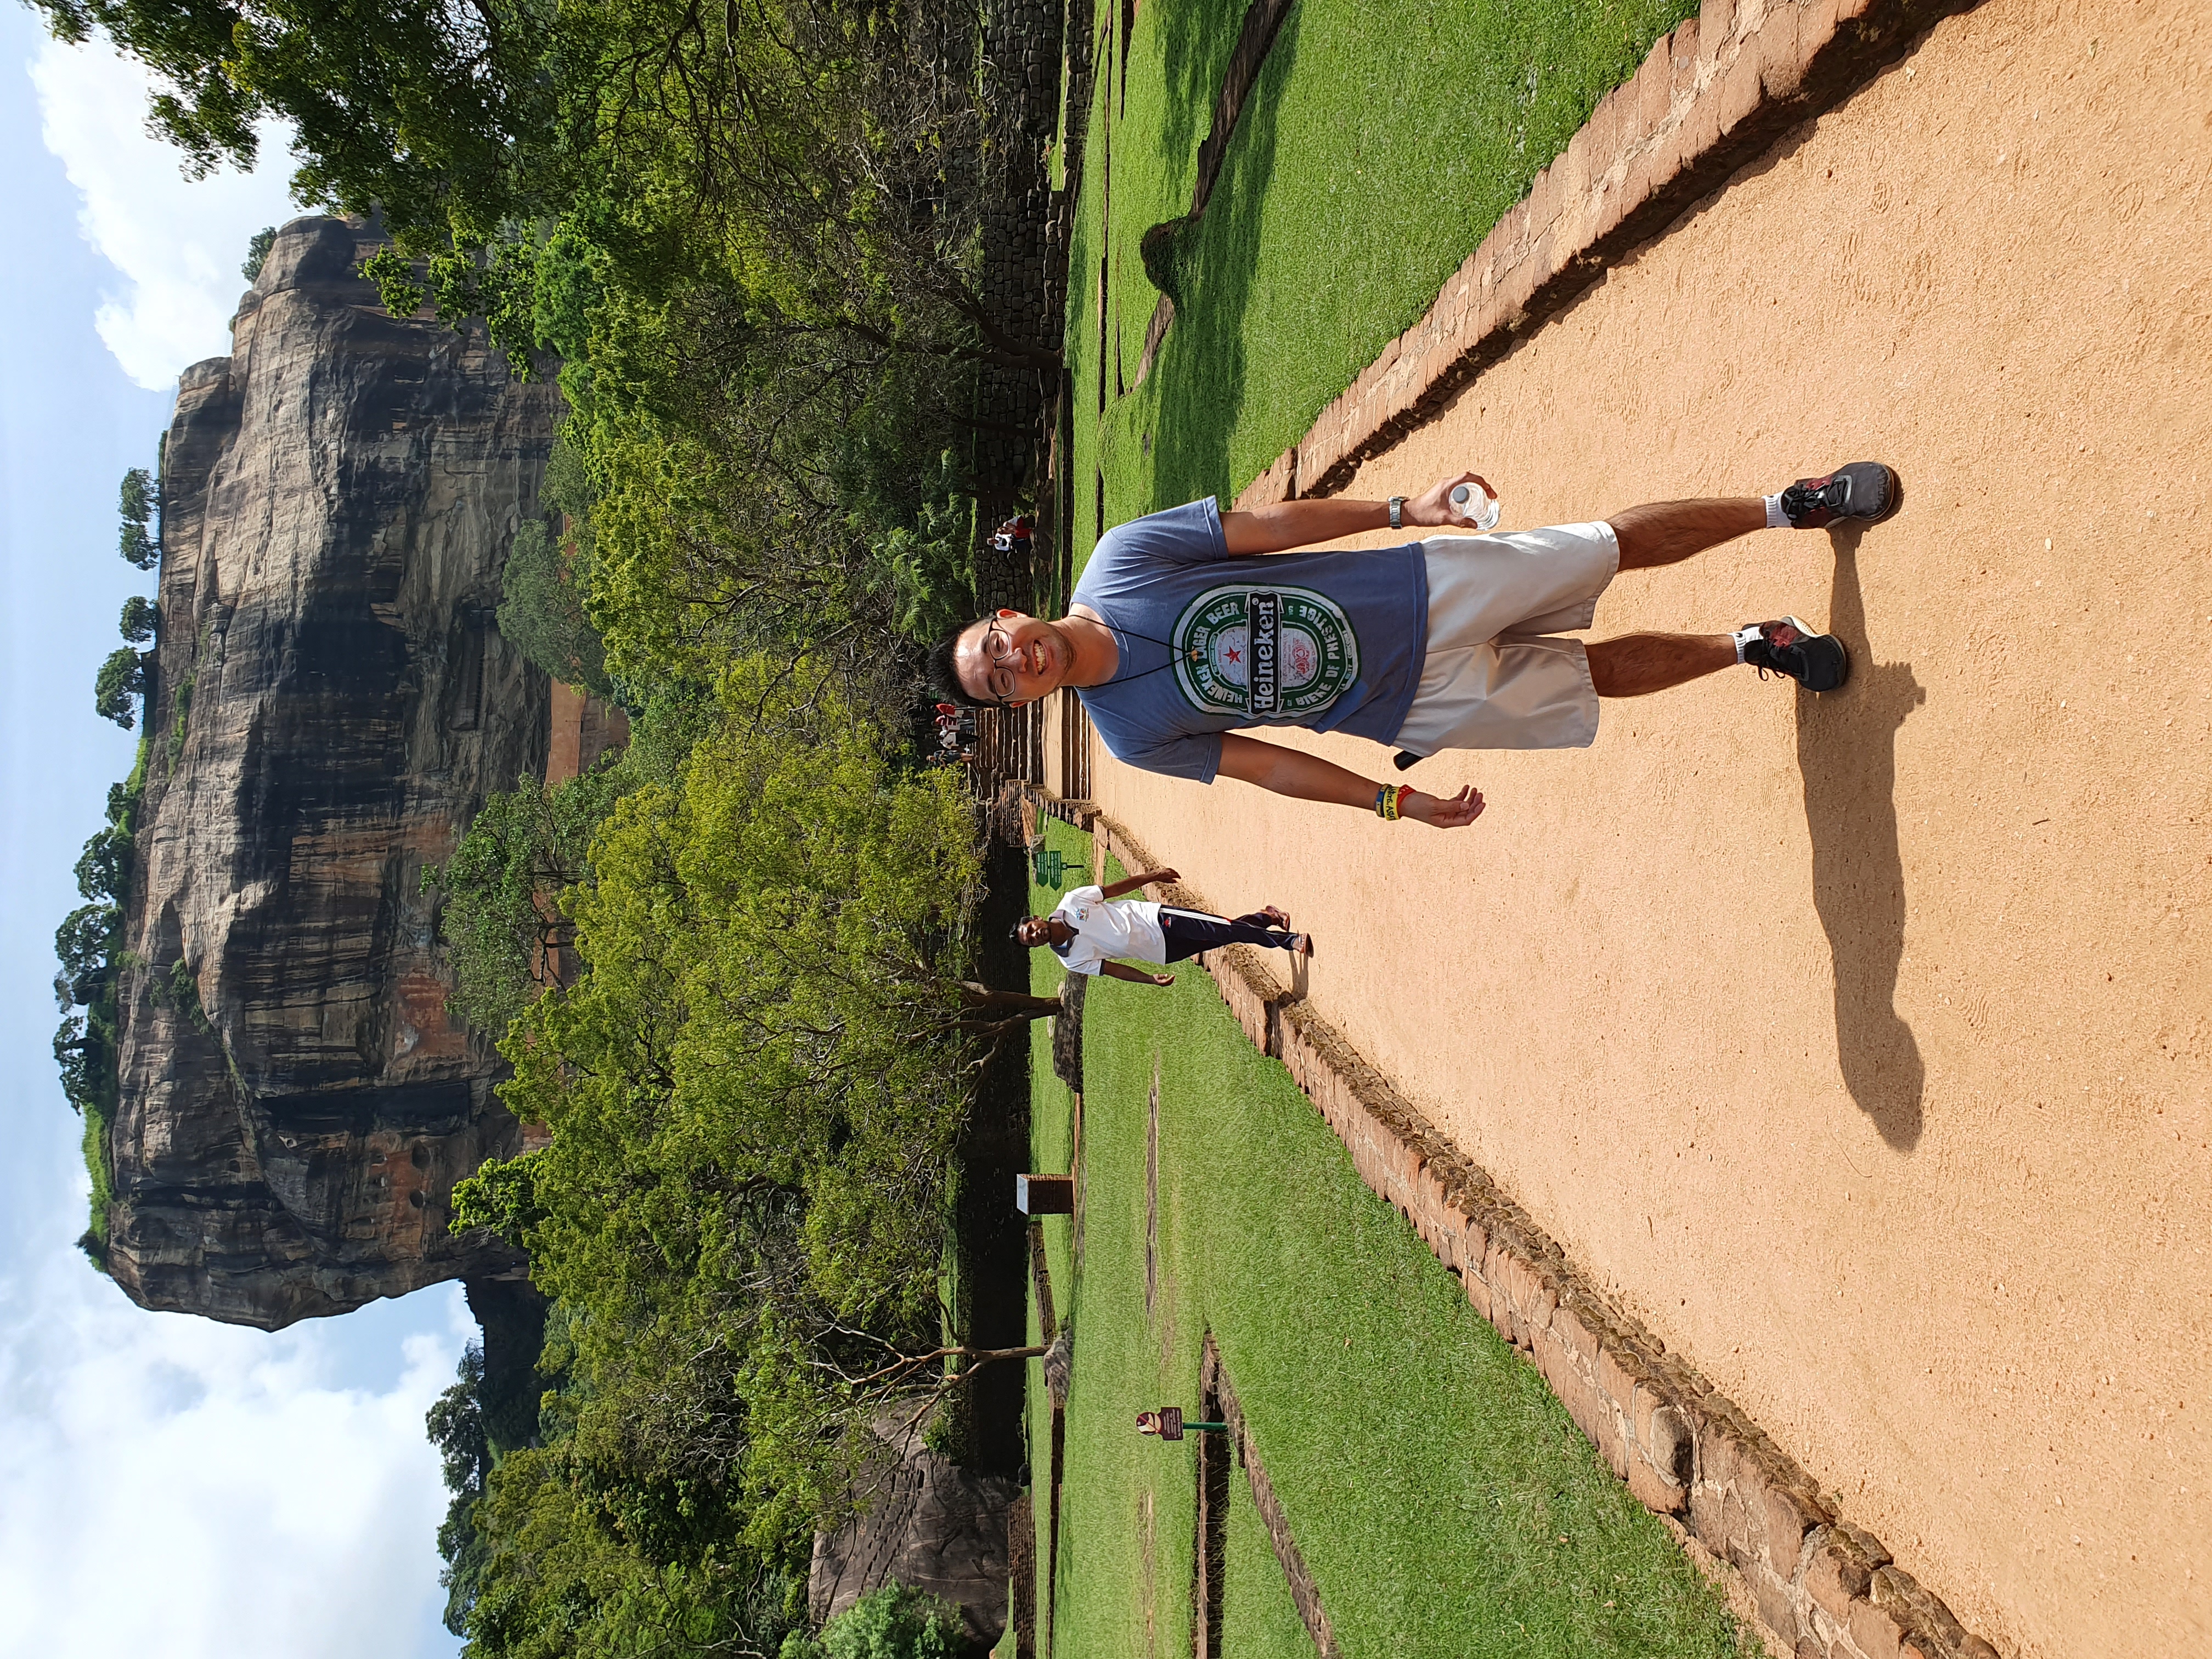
[1391,521,1618,756]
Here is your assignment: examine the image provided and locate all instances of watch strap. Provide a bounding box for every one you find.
[1389,496,1404,530]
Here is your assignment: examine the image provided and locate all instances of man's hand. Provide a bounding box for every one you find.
[1216,735,1485,828]
[1101,961,1176,986]
[1101,867,1178,900]
[1405,785,1485,828]
[1405,472,1496,531]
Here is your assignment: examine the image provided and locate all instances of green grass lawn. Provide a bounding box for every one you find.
[1023,819,1747,1657]
[1063,0,1699,565]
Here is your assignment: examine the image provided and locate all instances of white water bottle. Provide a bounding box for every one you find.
[1451,480,1500,532]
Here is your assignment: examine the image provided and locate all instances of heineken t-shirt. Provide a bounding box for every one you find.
[1068,498,1430,782]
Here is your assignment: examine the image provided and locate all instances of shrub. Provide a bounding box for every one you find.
[782,1584,968,1659]
[496,520,612,696]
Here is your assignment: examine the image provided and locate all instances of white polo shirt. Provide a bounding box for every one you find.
[1047,885,1166,975]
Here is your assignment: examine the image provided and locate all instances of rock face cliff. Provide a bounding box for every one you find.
[106,217,560,1328]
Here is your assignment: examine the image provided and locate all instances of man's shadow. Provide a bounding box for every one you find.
[1798,533,1927,1149]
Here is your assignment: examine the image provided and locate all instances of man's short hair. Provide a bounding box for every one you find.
[928,618,992,709]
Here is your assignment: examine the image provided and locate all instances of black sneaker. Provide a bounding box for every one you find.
[1737,618,1850,692]
[1780,462,1901,528]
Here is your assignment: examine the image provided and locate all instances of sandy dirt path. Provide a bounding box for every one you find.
[1087,4,2211,1656]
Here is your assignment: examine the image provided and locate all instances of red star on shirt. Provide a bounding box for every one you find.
[1225,647,1240,663]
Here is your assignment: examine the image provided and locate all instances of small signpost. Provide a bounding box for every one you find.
[1030,845,1081,889]
[1016,1173,1075,1215]
[1136,1408,1229,1441]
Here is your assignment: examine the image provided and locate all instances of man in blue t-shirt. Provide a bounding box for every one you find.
[929,464,1898,828]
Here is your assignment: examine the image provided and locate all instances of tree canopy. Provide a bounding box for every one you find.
[496,519,611,696]
[93,648,145,729]
[117,466,156,569]
[429,663,985,1654]
[241,224,276,280]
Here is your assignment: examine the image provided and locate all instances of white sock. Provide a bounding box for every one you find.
[1732,623,1763,664]
[1762,493,1790,530]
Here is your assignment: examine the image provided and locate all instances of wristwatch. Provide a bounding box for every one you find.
[1389,496,1404,531]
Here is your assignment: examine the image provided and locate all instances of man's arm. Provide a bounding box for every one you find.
[1215,733,1485,828]
[1100,868,1177,899]
[1219,472,1493,555]
[1099,960,1176,987]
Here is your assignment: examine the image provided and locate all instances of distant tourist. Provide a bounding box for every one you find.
[990,514,1034,556]
[1014,866,1310,985]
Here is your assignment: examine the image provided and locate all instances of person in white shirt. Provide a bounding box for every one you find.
[1014,866,1312,985]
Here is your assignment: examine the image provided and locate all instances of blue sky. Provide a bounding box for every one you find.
[0,13,467,1656]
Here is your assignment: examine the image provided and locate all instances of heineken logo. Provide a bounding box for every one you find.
[1171,585,1359,719]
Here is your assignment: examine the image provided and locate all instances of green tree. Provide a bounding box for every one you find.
[53,1009,101,1113]
[496,520,611,696]
[428,1343,496,1636]
[31,0,558,251]
[93,648,146,729]
[118,466,153,524]
[73,823,133,904]
[53,902,119,1014]
[454,661,989,1554]
[782,1583,967,1659]
[117,466,157,569]
[119,595,157,643]
[422,757,634,1036]
[460,1431,805,1659]
[241,223,276,280]
[874,455,978,644]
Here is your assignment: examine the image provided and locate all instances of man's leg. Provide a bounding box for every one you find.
[1159,909,1308,962]
[1591,485,1872,693]
[1608,461,1901,568]
[1607,498,1766,571]
[1586,490,1759,696]
[1587,632,1736,697]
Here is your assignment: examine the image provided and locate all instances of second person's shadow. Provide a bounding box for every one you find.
[1797,534,1927,1149]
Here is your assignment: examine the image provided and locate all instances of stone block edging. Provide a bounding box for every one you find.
[1232,0,1982,510]
[1030,789,2003,1659]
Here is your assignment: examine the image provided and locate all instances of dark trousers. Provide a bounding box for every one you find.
[1158,907,1294,963]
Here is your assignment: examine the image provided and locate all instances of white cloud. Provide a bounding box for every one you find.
[29,38,302,390]
[0,1246,472,1659]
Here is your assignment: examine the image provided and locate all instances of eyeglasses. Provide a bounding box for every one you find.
[981,617,1023,704]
